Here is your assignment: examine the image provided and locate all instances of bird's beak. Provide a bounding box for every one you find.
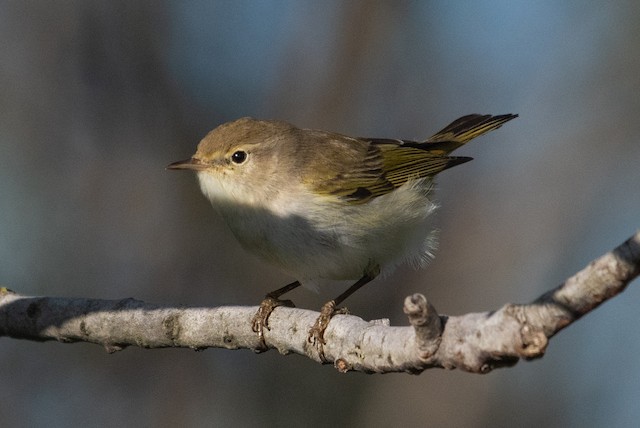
[166,157,208,171]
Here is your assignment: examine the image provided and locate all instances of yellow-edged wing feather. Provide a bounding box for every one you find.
[311,114,517,204]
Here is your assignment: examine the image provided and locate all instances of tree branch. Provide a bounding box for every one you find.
[1,231,639,374]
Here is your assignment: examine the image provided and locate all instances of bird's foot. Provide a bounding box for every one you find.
[308,301,349,362]
[251,296,294,352]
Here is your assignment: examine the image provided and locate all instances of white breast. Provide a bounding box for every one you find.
[198,172,439,288]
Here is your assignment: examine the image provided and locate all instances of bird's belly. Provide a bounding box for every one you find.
[216,181,439,285]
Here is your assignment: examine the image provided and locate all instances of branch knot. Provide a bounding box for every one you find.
[403,293,443,359]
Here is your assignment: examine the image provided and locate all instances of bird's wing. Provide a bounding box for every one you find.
[307,113,517,204]
[311,142,470,204]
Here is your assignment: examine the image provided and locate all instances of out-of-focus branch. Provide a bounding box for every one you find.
[1,231,638,374]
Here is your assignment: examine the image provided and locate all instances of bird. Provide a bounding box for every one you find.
[168,113,517,359]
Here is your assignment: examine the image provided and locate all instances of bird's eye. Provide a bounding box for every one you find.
[231,150,247,164]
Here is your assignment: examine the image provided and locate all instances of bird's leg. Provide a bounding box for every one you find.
[251,280,301,350]
[309,267,379,362]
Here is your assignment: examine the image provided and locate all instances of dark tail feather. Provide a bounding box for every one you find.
[422,113,518,154]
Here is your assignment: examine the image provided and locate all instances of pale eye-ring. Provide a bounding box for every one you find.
[231,150,247,164]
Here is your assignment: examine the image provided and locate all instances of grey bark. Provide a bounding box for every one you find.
[1,231,638,374]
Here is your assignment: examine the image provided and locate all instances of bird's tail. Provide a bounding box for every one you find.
[422,113,518,154]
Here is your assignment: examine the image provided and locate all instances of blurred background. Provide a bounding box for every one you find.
[1,1,639,427]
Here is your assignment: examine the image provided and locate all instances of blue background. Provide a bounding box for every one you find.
[1,2,639,427]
